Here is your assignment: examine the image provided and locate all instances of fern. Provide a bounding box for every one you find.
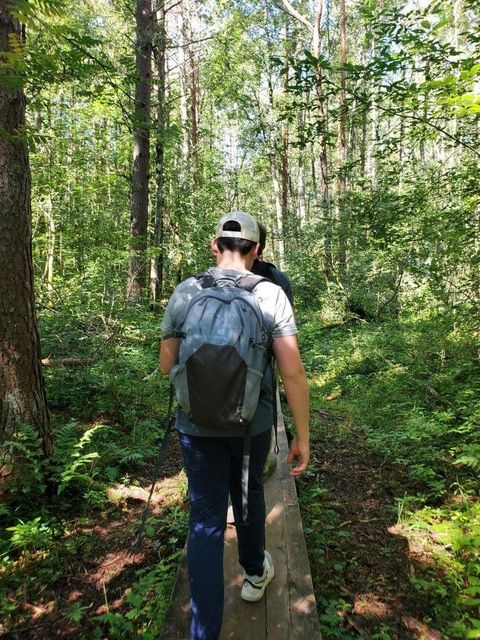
[119,451,145,465]
[52,423,107,494]
[453,445,480,471]
[6,516,53,553]
[52,421,80,454]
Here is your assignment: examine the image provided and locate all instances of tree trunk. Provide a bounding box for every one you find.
[0,3,52,455]
[270,158,285,270]
[280,22,290,244]
[280,0,331,274]
[42,195,55,294]
[313,0,333,280]
[126,0,152,303]
[368,38,378,189]
[280,125,289,241]
[296,70,307,227]
[264,36,285,269]
[150,0,166,304]
[449,0,461,168]
[178,4,191,164]
[336,0,347,278]
[360,93,367,180]
[297,151,307,227]
[398,69,406,192]
[183,0,199,169]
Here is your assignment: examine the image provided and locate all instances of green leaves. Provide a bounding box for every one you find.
[9,0,64,22]
[53,422,107,495]
[0,27,26,91]
[453,445,480,472]
[6,517,54,553]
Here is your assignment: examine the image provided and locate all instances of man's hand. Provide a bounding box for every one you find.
[287,437,310,477]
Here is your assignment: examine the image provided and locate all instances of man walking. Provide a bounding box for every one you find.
[160,211,310,640]
[251,222,294,305]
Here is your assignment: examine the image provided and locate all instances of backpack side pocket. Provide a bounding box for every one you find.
[242,367,264,422]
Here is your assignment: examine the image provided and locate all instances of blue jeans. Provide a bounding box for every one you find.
[178,429,271,640]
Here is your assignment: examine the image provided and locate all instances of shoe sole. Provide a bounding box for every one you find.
[241,551,275,602]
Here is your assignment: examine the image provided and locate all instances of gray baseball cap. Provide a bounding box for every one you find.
[215,211,260,243]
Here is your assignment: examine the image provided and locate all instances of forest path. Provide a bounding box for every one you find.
[303,409,442,640]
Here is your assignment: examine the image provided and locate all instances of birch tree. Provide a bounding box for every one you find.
[278,0,333,278]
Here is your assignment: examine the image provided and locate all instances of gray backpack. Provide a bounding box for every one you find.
[169,270,273,522]
[170,270,272,430]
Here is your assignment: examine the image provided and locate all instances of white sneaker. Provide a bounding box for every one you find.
[241,551,274,602]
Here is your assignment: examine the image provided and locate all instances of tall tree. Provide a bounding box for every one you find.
[0,1,52,455]
[279,0,333,279]
[265,5,285,267]
[336,0,347,277]
[184,0,199,169]
[126,0,152,302]
[280,21,290,245]
[178,0,200,174]
[150,0,167,303]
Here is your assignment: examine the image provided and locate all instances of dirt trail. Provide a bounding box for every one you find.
[302,410,442,640]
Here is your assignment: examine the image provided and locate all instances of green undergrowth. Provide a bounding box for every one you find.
[0,502,188,639]
[405,501,480,638]
[3,297,480,637]
[297,307,480,639]
[299,307,480,499]
[90,505,189,640]
[1,303,188,638]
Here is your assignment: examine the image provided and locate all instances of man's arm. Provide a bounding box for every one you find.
[159,337,180,374]
[273,334,310,476]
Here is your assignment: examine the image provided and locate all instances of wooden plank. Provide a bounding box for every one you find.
[276,411,320,637]
[220,524,267,639]
[264,452,290,639]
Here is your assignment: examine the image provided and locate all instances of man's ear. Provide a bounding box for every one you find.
[211,238,219,256]
[251,243,260,259]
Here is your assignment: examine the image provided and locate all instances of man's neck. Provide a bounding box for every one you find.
[216,251,253,271]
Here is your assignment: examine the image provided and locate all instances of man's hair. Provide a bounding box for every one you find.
[258,223,267,256]
[216,221,256,256]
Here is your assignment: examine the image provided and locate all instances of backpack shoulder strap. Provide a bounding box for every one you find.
[237,274,270,293]
[194,271,216,289]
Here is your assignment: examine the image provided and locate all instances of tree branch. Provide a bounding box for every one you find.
[276,0,313,33]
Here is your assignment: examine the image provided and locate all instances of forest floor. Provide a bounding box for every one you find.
[1,437,187,640]
[2,408,477,640]
[296,314,480,640]
[297,408,447,640]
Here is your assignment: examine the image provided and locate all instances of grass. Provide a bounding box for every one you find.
[300,307,480,499]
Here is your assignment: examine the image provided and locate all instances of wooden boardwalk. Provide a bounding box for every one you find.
[159,408,321,640]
